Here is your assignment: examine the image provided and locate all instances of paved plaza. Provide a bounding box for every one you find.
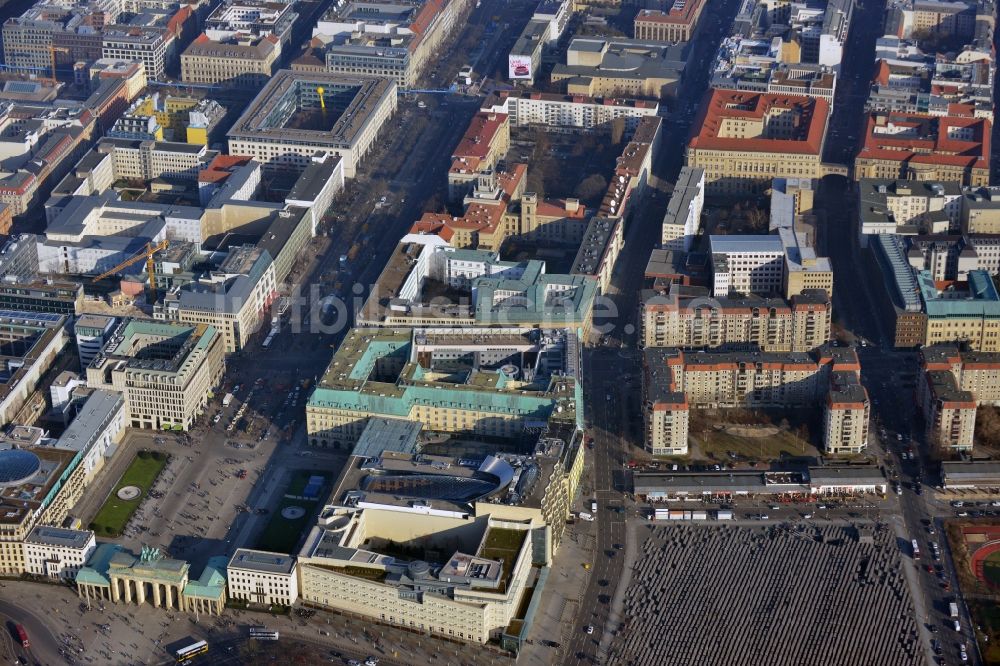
[607,523,923,666]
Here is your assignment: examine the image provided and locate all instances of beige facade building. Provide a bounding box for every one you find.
[633,0,705,42]
[686,90,830,195]
[22,526,96,580]
[156,246,277,353]
[306,328,580,449]
[181,34,280,87]
[447,112,511,200]
[86,320,225,431]
[640,284,832,351]
[854,112,990,187]
[298,512,536,644]
[227,548,298,607]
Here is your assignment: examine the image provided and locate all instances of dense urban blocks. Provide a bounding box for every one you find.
[89,452,167,537]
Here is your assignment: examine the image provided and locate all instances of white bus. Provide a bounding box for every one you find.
[175,640,208,662]
[249,626,280,641]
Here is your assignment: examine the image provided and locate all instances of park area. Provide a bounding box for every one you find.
[255,471,329,554]
[89,451,167,537]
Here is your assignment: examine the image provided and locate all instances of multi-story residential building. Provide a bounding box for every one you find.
[85,319,225,430]
[306,327,581,449]
[917,345,982,451]
[641,346,864,455]
[640,283,832,351]
[661,167,704,251]
[226,549,298,607]
[479,90,659,134]
[633,0,706,42]
[854,111,991,186]
[181,33,280,88]
[226,70,397,178]
[686,90,829,195]
[824,371,871,455]
[22,527,96,580]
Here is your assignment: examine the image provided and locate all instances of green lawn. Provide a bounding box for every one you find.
[984,551,1000,588]
[90,452,167,537]
[696,426,820,461]
[254,472,329,554]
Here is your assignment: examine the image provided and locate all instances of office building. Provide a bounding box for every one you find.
[633,0,706,42]
[311,0,469,87]
[227,549,298,607]
[0,311,67,428]
[686,90,829,195]
[226,70,397,177]
[155,245,278,353]
[854,111,990,186]
[551,38,687,98]
[22,526,96,580]
[306,327,581,449]
[86,320,225,431]
[181,33,281,88]
[0,280,82,316]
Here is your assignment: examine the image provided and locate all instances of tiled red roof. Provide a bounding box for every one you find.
[687,89,828,156]
[856,111,990,169]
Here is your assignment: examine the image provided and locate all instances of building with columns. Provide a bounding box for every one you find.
[76,545,226,615]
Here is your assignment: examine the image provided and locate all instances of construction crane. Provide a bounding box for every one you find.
[94,240,169,293]
[48,46,69,85]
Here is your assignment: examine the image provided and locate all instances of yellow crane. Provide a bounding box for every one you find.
[94,240,170,293]
[48,46,69,85]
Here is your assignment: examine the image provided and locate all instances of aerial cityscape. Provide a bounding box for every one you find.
[0,0,999,663]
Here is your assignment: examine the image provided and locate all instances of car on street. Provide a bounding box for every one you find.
[585,625,594,634]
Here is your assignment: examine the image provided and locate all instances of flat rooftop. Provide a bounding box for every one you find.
[227,70,395,149]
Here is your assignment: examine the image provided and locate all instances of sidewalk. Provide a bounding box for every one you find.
[518,521,595,665]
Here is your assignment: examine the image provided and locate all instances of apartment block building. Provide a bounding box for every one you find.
[918,344,1000,451]
[479,90,659,134]
[824,371,871,455]
[640,283,832,352]
[642,346,865,455]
